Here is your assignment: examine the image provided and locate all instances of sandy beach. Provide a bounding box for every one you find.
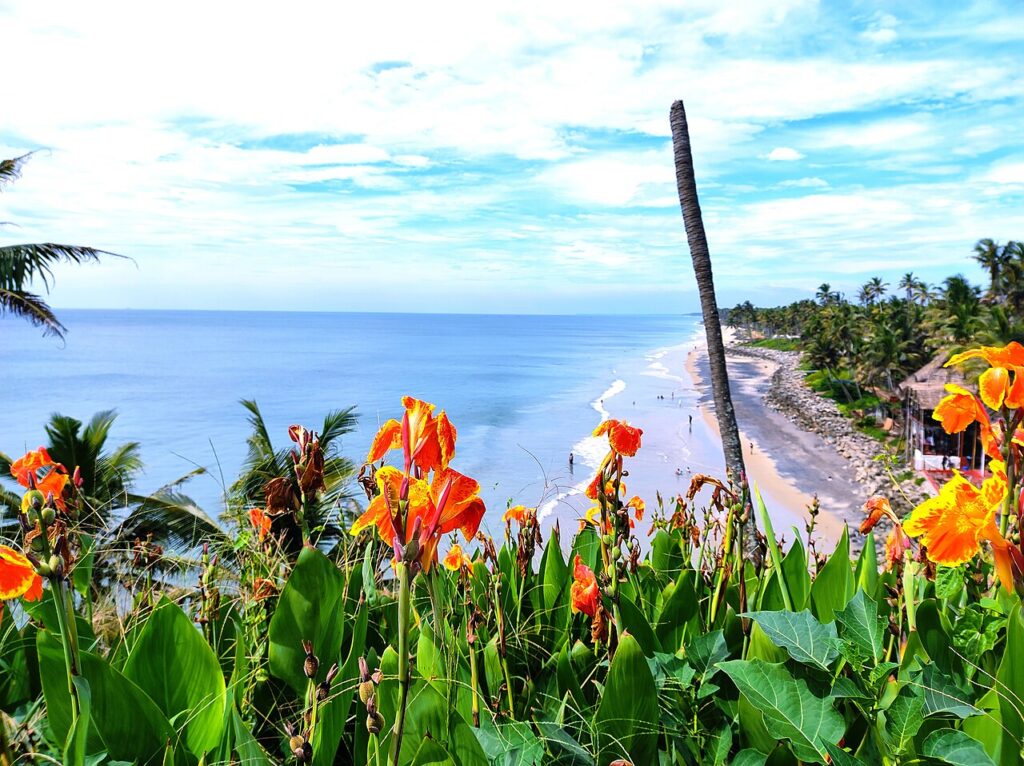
[537,324,862,552]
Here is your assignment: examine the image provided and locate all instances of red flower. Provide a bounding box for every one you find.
[592,419,643,457]
[570,555,600,617]
[248,507,271,541]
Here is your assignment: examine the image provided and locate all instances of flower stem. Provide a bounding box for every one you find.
[389,562,412,766]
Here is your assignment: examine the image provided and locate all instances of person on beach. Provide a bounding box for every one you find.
[568,452,574,470]
[688,414,693,431]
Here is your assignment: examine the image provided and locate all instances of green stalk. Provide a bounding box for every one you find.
[468,634,480,727]
[708,500,738,628]
[492,579,516,718]
[389,562,412,766]
[1000,412,1018,538]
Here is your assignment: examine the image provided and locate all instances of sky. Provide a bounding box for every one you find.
[1,0,1022,314]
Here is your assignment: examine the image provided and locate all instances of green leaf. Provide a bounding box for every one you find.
[595,633,659,766]
[823,742,867,766]
[71,534,95,598]
[269,546,346,694]
[123,597,226,758]
[854,532,878,597]
[617,595,660,654]
[731,750,768,766]
[996,604,1024,766]
[63,676,92,766]
[781,535,810,610]
[917,599,961,677]
[718,659,844,764]
[38,631,175,766]
[741,610,840,671]
[231,705,272,766]
[923,729,995,766]
[935,566,965,600]
[656,570,699,652]
[835,590,885,665]
[651,529,684,577]
[754,487,792,611]
[810,526,853,623]
[883,687,924,757]
[685,629,729,680]
[474,721,545,766]
[918,664,981,719]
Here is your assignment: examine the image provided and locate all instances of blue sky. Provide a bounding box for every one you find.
[1,0,1022,314]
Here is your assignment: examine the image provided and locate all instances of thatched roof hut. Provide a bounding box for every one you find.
[897,354,967,411]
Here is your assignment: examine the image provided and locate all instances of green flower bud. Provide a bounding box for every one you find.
[40,507,56,526]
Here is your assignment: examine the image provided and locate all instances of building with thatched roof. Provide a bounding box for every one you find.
[898,354,984,473]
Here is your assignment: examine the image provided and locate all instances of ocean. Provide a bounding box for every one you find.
[1,310,708,533]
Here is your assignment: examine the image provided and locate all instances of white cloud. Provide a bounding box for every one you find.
[767,147,804,161]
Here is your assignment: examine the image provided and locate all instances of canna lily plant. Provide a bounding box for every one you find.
[353,396,486,765]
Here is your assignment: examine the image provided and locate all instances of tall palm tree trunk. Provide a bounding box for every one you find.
[670,100,758,556]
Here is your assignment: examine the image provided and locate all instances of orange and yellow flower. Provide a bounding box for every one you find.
[904,462,1006,568]
[351,465,485,572]
[503,505,533,525]
[946,341,1024,410]
[570,555,600,617]
[593,419,643,457]
[366,397,456,474]
[248,507,271,541]
[0,545,43,603]
[442,543,473,572]
[10,448,57,487]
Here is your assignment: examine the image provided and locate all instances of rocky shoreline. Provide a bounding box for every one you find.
[726,344,934,515]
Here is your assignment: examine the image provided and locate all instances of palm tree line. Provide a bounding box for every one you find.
[726,239,1024,396]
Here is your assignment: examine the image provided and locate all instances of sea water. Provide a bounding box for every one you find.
[1,310,704,532]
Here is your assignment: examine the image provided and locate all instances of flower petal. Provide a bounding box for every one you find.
[367,419,402,464]
[0,545,41,601]
[979,367,1010,410]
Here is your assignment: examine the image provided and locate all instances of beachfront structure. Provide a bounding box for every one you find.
[898,355,985,477]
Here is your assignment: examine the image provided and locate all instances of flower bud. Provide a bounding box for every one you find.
[40,507,56,526]
[366,712,385,735]
[359,680,375,705]
[35,560,52,577]
[316,682,330,702]
[48,554,62,574]
[292,740,312,763]
[304,655,319,680]
[30,535,47,552]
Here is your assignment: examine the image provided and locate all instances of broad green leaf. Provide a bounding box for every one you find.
[38,631,175,766]
[71,533,95,598]
[269,546,345,694]
[718,659,844,764]
[823,742,867,766]
[781,535,810,610]
[651,529,684,577]
[685,629,729,680]
[917,599,961,677]
[474,721,545,766]
[731,750,768,766]
[935,566,965,600]
[63,676,92,766]
[656,570,699,651]
[410,739,454,765]
[618,594,659,654]
[854,532,878,597]
[231,705,272,766]
[595,633,658,766]
[923,729,995,766]
[883,687,924,757]
[996,604,1024,766]
[123,597,226,757]
[810,526,853,623]
[918,664,981,719]
[741,610,840,671]
[835,590,885,665]
[754,487,792,611]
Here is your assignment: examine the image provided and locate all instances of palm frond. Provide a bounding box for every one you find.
[0,288,66,338]
[0,154,33,191]
[118,492,226,550]
[319,407,358,447]
[0,244,123,293]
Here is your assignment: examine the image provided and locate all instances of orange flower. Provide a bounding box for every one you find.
[932,384,1001,460]
[366,397,457,473]
[946,342,1024,411]
[248,507,271,541]
[627,495,645,522]
[442,543,472,571]
[593,419,643,457]
[904,463,1006,567]
[570,555,600,617]
[10,447,57,488]
[0,545,43,602]
[860,496,900,534]
[351,465,485,572]
[502,505,533,525]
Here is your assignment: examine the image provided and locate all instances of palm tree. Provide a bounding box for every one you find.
[815,283,836,306]
[1,153,122,340]
[1,410,221,549]
[231,400,358,550]
[858,276,888,307]
[973,238,1007,301]
[898,272,918,302]
[670,100,758,560]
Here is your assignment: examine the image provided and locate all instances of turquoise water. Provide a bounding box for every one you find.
[1,311,702,528]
